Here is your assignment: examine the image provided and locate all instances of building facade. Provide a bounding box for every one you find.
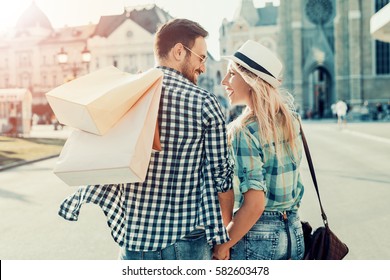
[2,1,389,124]
[0,2,225,124]
[220,0,390,119]
[280,0,390,118]
[219,0,279,120]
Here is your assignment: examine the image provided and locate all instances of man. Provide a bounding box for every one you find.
[59,19,234,260]
[335,100,348,128]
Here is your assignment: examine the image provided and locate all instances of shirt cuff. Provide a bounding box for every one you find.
[239,179,267,194]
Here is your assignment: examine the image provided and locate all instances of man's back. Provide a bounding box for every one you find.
[336,101,347,116]
[121,66,233,251]
[59,18,234,260]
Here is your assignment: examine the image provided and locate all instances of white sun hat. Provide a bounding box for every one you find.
[221,40,283,88]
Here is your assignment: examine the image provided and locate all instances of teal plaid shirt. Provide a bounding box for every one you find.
[231,116,304,211]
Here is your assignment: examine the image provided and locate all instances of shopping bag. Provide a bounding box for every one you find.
[46,66,163,135]
[52,76,162,186]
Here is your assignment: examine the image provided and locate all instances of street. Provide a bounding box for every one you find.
[0,121,389,260]
[298,121,390,260]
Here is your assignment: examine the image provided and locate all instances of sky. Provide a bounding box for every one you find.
[0,0,279,59]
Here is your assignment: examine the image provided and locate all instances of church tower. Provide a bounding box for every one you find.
[279,0,336,118]
[278,0,390,118]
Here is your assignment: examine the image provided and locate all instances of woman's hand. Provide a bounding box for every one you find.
[213,243,231,260]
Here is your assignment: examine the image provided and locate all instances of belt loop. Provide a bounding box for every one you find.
[282,211,292,260]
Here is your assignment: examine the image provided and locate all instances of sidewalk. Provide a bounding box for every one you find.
[29,124,72,139]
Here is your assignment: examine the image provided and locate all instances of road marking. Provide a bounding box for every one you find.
[342,129,390,145]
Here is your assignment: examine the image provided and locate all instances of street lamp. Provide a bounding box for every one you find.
[81,45,92,72]
[57,47,68,64]
[57,45,91,79]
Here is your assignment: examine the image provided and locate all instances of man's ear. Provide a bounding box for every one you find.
[172,43,185,62]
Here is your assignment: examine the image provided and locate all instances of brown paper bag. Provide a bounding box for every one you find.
[53,77,162,186]
[46,66,163,135]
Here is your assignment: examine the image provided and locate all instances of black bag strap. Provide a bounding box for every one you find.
[299,121,329,227]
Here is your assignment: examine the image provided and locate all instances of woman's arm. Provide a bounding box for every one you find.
[213,189,265,259]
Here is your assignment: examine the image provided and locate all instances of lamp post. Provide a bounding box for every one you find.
[57,45,91,79]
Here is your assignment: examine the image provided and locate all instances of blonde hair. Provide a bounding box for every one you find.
[228,62,299,164]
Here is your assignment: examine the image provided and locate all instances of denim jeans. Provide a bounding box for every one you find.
[119,229,212,260]
[230,211,305,260]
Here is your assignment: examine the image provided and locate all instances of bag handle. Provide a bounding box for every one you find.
[299,121,329,227]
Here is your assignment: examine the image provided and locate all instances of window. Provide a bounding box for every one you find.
[19,53,31,67]
[42,75,47,86]
[375,0,390,75]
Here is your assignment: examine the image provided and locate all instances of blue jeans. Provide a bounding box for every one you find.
[230,211,305,260]
[119,229,212,260]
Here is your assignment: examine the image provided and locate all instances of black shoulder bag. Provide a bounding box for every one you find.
[299,123,349,260]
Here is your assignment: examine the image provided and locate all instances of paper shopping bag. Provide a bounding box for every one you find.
[46,66,163,135]
[52,76,162,186]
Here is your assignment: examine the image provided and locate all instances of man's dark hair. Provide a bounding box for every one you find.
[154,18,208,59]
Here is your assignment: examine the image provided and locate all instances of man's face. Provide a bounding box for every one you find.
[179,37,207,85]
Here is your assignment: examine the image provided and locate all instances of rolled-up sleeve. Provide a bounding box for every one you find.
[234,128,267,194]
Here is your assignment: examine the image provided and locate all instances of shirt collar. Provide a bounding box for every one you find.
[156,66,193,84]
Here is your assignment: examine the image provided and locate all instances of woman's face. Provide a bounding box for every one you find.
[221,63,252,107]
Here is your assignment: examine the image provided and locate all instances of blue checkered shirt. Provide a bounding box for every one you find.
[58,66,234,251]
[232,116,304,211]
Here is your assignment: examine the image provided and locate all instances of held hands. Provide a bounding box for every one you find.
[212,243,231,260]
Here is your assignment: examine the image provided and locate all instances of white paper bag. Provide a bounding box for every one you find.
[53,77,162,186]
[46,66,163,135]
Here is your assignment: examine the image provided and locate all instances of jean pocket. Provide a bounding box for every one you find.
[175,230,211,260]
[246,230,279,260]
[292,220,305,260]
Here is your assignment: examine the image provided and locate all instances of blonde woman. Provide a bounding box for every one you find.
[213,40,305,260]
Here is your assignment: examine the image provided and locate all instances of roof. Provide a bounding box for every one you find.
[92,4,172,38]
[15,1,53,31]
[256,4,278,26]
[0,88,32,102]
[40,24,96,44]
[232,0,278,27]
[128,4,172,34]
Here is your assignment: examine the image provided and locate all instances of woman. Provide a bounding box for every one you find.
[213,40,305,260]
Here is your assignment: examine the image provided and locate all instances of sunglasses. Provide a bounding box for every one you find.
[183,45,208,64]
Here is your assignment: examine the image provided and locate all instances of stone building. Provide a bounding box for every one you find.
[0,1,225,121]
[279,0,390,118]
[220,0,390,119]
[0,2,172,111]
[219,0,279,120]
[220,0,279,56]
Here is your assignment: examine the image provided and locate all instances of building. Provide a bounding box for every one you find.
[220,0,279,56]
[220,0,390,119]
[0,1,225,122]
[219,0,279,120]
[371,2,390,42]
[280,0,390,118]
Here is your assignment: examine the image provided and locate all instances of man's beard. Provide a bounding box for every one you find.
[180,63,200,85]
